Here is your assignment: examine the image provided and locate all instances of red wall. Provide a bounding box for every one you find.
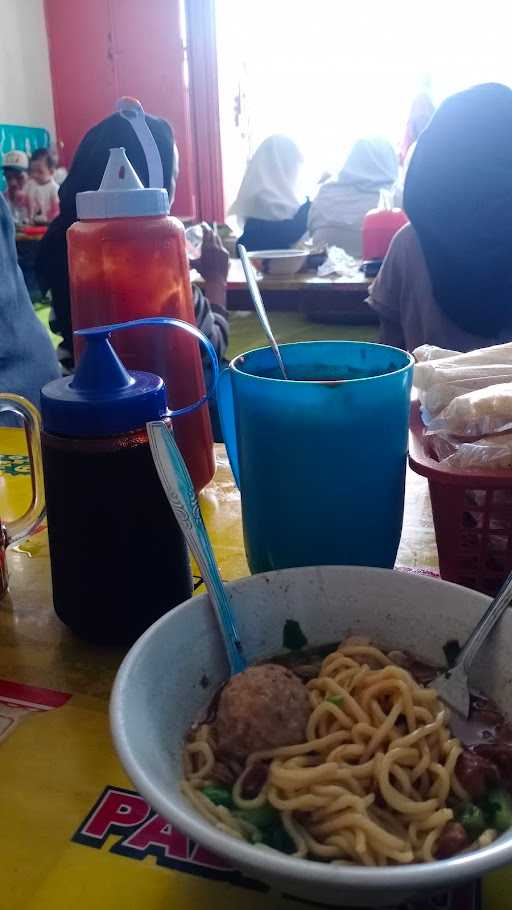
[186,0,225,222]
[45,0,198,218]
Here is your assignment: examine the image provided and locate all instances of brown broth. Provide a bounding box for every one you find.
[241,363,400,382]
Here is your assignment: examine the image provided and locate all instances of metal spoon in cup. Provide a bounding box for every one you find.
[238,243,288,380]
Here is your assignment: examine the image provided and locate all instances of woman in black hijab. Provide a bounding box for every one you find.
[37,112,229,377]
[369,83,512,351]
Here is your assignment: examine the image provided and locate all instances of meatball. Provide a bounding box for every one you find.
[436,822,470,859]
[475,743,512,789]
[456,750,499,799]
[216,664,311,758]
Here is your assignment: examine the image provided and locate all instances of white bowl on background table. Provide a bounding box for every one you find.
[110,565,512,907]
[248,249,308,276]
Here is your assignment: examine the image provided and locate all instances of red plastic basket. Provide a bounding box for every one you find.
[409,401,512,596]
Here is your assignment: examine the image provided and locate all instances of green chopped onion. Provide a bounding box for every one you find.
[325,695,344,706]
[264,823,296,854]
[233,803,279,830]
[202,786,233,809]
[457,802,486,839]
[250,827,263,844]
[486,788,512,832]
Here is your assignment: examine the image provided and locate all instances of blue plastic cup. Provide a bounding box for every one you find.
[218,341,414,574]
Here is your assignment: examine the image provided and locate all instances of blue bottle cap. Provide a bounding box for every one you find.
[41,324,168,438]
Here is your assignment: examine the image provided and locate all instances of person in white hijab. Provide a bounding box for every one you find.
[308,137,399,258]
[229,135,310,251]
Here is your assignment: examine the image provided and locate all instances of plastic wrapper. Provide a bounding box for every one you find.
[413,344,460,363]
[427,382,512,437]
[428,433,458,462]
[417,362,512,391]
[431,431,512,471]
[420,369,512,417]
[317,246,362,280]
[414,342,512,390]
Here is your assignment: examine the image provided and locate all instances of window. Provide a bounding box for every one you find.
[216,0,512,208]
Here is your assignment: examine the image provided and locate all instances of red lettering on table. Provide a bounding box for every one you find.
[121,814,188,858]
[82,789,150,840]
[73,785,266,890]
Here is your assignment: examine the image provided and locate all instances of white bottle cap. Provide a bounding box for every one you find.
[116,97,164,190]
[76,147,169,220]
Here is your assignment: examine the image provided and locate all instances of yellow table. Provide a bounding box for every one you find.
[0,429,508,909]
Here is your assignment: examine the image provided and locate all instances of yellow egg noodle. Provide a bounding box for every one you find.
[182,641,496,865]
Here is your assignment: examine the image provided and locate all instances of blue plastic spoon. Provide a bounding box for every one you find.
[147,420,247,676]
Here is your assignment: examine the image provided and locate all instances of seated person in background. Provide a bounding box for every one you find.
[394,93,436,208]
[308,138,398,258]
[190,224,229,367]
[26,148,60,224]
[36,110,229,379]
[0,195,60,420]
[399,91,435,166]
[229,135,310,251]
[52,140,68,186]
[369,83,512,353]
[4,151,40,299]
[2,150,29,224]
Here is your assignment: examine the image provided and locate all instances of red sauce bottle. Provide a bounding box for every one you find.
[362,190,408,262]
[67,101,214,492]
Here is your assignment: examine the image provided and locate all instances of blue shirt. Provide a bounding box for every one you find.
[0,196,60,423]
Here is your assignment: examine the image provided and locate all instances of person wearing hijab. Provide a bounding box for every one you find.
[399,92,435,166]
[369,83,512,353]
[0,195,60,422]
[308,138,398,258]
[36,112,229,377]
[229,135,310,251]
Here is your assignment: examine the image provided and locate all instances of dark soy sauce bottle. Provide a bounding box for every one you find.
[40,318,215,645]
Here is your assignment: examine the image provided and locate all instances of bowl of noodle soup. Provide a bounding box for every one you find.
[111,566,512,907]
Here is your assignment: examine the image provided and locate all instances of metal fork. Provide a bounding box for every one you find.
[430,570,512,717]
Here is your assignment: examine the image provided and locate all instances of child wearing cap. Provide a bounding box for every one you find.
[2,150,29,224]
[26,149,60,223]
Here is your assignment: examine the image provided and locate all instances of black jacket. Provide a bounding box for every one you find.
[237,199,310,252]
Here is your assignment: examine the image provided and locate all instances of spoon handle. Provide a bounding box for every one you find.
[147,421,247,676]
[456,569,512,674]
[238,244,288,380]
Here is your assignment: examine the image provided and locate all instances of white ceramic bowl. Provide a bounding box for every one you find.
[248,249,308,276]
[111,566,512,907]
